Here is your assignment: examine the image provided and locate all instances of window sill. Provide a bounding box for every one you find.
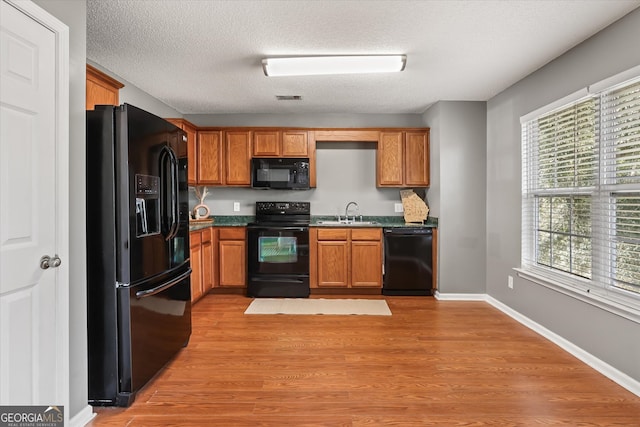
[514,268,640,325]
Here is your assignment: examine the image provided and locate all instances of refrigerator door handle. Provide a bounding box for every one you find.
[135,268,192,299]
[168,147,180,240]
[160,146,179,241]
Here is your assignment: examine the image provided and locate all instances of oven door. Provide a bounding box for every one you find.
[247,226,309,276]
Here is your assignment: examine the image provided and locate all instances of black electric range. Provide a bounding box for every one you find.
[246,202,310,298]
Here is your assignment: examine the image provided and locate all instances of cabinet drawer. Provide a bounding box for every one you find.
[351,228,381,241]
[201,227,213,243]
[218,227,246,240]
[316,228,349,240]
[190,230,202,247]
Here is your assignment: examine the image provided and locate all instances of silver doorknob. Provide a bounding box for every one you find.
[40,255,62,270]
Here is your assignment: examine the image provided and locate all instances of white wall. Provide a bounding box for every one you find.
[422,101,487,294]
[486,8,640,382]
[32,0,87,421]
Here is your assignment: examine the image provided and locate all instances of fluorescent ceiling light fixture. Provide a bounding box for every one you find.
[262,55,407,76]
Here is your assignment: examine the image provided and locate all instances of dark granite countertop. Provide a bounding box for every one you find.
[190,215,437,231]
[189,215,254,231]
[310,216,438,228]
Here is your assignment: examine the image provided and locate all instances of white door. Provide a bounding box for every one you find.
[0,0,69,414]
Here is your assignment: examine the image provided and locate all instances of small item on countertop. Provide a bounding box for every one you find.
[192,186,211,219]
[400,189,429,223]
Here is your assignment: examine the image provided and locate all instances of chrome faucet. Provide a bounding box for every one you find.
[344,201,359,222]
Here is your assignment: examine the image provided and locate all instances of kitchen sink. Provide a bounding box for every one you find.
[316,220,379,226]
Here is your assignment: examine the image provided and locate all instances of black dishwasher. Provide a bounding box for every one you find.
[382,227,434,296]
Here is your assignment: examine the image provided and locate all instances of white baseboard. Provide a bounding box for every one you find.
[434,292,640,397]
[434,291,487,301]
[69,404,95,427]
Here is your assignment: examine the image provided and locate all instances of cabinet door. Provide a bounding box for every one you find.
[351,241,382,287]
[377,131,404,186]
[167,119,198,185]
[404,131,430,186]
[282,131,309,157]
[253,130,281,157]
[86,64,123,110]
[316,241,349,287]
[225,131,252,185]
[197,131,224,185]
[189,231,203,302]
[218,240,246,287]
[183,122,198,186]
[201,228,214,294]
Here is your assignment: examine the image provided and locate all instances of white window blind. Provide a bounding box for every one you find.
[599,80,640,296]
[522,76,640,308]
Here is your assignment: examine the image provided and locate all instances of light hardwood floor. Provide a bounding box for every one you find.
[89,294,640,426]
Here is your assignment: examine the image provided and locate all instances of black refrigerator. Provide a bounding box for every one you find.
[86,104,192,407]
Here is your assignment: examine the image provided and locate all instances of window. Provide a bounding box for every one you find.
[522,76,640,311]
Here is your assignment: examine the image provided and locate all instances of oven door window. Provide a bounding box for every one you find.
[248,228,309,276]
[259,236,297,263]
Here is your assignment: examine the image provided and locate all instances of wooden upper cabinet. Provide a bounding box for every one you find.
[166,119,197,185]
[86,64,124,110]
[253,130,281,157]
[377,130,430,187]
[377,132,404,186]
[282,131,309,157]
[252,130,309,158]
[197,130,224,185]
[404,131,430,187]
[224,131,252,186]
[314,129,379,142]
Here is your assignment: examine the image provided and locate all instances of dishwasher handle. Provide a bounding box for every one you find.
[383,227,433,235]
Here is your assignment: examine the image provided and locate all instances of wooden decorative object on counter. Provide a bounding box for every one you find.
[192,186,211,219]
[400,189,429,223]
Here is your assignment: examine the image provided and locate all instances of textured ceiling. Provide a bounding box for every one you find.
[87,0,640,115]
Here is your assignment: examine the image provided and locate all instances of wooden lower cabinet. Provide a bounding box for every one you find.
[201,228,214,293]
[217,227,247,287]
[311,227,382,289]
[189,228,215,304]
[351,240,382,287]
[317,240,350,287]
[189,231,203,302]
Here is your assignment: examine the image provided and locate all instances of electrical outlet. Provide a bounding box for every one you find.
[394,203,404,213]
[233,202,240,212]
[508,275,514,289]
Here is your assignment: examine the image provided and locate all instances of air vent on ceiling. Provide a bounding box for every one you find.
[275,95,303,101]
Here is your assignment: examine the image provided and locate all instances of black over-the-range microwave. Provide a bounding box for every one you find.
[251,157,310,190]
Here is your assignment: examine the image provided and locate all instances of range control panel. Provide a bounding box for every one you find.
[255,201,310,215]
